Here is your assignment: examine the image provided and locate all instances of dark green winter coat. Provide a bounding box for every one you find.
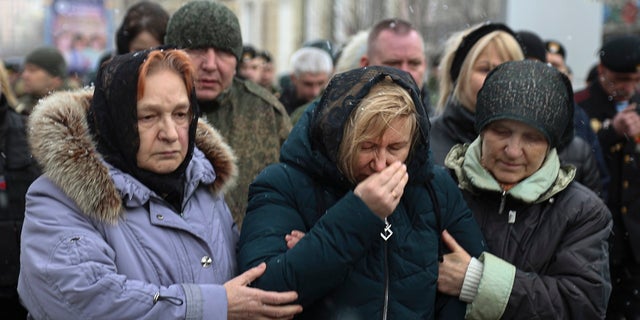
[238,66,486,319]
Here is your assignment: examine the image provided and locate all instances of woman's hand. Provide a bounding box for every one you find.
[437,230,472,297]
[353,161,408,220]
[285,230,306,249]
[224,263,303,319]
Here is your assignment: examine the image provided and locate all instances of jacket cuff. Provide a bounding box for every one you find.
[182,284,228,320]
[460,257,483,303]
[465,252,515,320]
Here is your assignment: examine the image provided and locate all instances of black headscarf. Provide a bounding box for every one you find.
[87,47,199,211]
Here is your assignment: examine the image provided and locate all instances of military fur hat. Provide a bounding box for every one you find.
[165,1,242,61]
[475,60,574,149]
[25,46,67,78]
[599,35,640,73]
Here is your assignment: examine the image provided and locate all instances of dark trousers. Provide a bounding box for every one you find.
[607,264,640,320]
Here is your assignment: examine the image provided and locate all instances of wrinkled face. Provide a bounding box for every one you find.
[129,31,162,53]
[291,72,330,103]
[462,42,509,112]
[20,63,61,97]
[136,68,191,174]
[186,48,237,101]
[353,117,412,182]
[239,56,264,83]
[365,29,426,87]
[598,64,640,102]
[481,119,549,185]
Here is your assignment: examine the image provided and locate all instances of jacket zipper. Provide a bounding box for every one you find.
[498,190,507,215]
[382,240,389,320]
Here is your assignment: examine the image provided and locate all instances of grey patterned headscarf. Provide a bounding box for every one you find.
[475,60,574,149]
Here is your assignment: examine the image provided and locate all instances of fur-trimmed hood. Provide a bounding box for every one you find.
[28,89,237,223]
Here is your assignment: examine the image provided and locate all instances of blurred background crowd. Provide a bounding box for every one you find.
[0,0,638,95]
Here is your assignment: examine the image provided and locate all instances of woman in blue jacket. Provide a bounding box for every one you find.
[18,48,301,319]
[238,66,486,319]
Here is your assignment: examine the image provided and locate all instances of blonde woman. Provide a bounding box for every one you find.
[238,66,486,318]
[430,22,524,165]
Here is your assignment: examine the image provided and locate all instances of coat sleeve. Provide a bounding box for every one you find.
[469,186,613,319]
[430,167,488,319]
[559,136,602,196]
[432,167,487,257]
[237,164,385,307]
[18,177,228,320]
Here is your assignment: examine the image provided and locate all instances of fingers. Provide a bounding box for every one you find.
[289,230,305,238]
[354,161,408,219]
[227,286,302,320]
[614,107,640,136]
[234,262,267,286]
[255,290,302,319]
[259,304,303,320]
[390,170,409,200]
[285,230,305,249]
[382,161,406,187]
[259,290,299,305]
[441,230,463,253]
[383,162,408,202]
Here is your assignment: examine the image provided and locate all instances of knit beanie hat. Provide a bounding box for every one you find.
[165,1,242,61]
[25,47,67,78]
[475,60,574,149]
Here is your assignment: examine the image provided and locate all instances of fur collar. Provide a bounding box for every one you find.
[28,89,237,224]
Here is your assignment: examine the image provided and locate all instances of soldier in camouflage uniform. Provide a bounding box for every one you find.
[166,1,291,227]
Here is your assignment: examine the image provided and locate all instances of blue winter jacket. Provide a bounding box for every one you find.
[18,90,239,320]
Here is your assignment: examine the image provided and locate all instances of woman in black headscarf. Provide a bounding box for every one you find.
[18,47,301,319]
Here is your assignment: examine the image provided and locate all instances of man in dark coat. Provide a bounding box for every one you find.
[360,18,434,116]
[574,34,640,319]
[0,84,41,319]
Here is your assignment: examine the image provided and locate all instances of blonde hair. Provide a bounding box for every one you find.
[436,24,523,115]
[338,77,417,183]
[0,60,18,108]
[335,30,369,74]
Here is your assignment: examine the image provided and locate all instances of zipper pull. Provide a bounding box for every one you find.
[498,190,507,215]
[380,217,393,241]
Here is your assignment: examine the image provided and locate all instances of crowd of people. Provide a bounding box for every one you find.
[1,0,639,319]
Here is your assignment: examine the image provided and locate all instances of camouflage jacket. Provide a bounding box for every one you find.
[201,77,291,227]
